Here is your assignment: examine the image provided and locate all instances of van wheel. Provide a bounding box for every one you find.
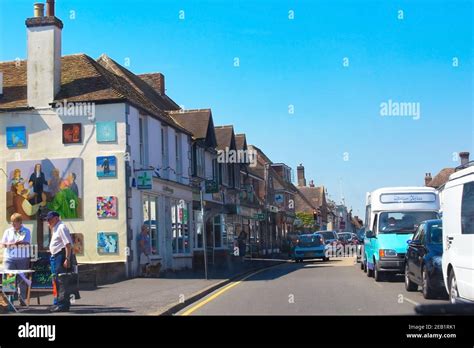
[367,259,374,277]
[422,267,436,299]
[374,261,384,282]
[405,263,418,292]
[449,271,459,304]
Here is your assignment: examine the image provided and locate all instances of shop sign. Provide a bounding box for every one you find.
[136,170,153,190]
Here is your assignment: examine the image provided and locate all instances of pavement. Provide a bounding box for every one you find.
[178,256,450,315]
[10,256,287,315]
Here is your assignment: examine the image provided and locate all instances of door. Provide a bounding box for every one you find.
[411,224,426,283]
[366,213,378,267]
[407,224,423,280]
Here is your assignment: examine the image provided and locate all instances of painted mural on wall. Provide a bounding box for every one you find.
[72,233,84,256]
[6,158,83,221]
[96,196,118,218]
[97,232,118,255]
[6,126,27,148]
[96,156,117,178]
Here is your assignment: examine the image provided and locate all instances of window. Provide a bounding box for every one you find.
[139,117,147,166]
[372,214,378,234]
[378,211,438,234]
[212,158,218,182]
[214,215,222,248]
[142,194,159,255]
[175,134,182,182]
[161,127,169,179]
[194,210,203,249]
[171,199,191,254]
[222,163,229,186]
[461,182,474,234]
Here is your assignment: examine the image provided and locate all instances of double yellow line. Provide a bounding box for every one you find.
[180,265,279,316]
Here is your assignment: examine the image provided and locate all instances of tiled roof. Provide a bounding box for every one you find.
[427,168,455,189]
[169,109,218,148]
[235,133,247,151]
[298,186,325,208]
[215,125,235,151]
[0,54,188,133]
[169,109,212,140]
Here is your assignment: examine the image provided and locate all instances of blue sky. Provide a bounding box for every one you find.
[1,0,472,217]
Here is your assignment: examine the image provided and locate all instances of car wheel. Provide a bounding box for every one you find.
[374,261,383,282]
[366,258,374,277]
[449,271,459,304]
[422,267,436,299]
[322,257,329,262]
[405,263,418,292]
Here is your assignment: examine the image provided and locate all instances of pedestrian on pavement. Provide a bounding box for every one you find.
[138,224,154,277]
[46,211,74,313]
[1,213,31,306]
[237,231,247,260]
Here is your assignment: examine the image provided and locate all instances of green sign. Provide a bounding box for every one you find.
[253,213,265,220]
[205,180,219,193]
[137,170,153,190]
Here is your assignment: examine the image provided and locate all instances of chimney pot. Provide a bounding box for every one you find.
[34,3,45,17]
[297,164,306,187]
[459,152,470,166]
[309,180,315,188]
[424,172,433,186]
[46,0,55,17]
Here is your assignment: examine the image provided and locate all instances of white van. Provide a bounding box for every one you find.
[442,165,474,303]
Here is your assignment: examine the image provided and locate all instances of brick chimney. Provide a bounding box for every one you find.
[26,0,63,108]
[424,173,432,186]
[309,180,315,188]
[297,164,306,187]
[459,152,470,167]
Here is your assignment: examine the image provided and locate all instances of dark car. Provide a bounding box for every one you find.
[404,219,447,299]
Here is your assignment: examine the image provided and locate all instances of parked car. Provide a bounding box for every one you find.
[291,233,328,263]
[404,219,447,299]
[442,165,474,304]
[357,228,366,266]
[318,230,339,245]
[337,232,353,245]
[317,230,339,256]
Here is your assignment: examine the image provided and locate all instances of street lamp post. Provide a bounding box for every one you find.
[200,188,208,280]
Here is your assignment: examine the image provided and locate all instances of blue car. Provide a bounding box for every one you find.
[292,233,329,263]
[404,219,448,299]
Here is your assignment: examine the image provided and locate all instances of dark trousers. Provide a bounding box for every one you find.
[50,251,70,309]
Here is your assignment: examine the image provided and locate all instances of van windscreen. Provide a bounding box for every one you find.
[378,211,438,234]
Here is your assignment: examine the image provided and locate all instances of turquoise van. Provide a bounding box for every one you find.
[363,187,440,282]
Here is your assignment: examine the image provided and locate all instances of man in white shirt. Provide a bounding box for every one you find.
[46,211,73,313]
[1,213,31,306]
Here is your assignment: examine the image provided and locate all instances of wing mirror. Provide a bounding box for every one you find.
[365,230,374,238]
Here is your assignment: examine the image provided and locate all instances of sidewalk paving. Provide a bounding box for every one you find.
[13,256,288,316]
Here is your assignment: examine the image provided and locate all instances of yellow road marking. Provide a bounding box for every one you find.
[180,266,278,316]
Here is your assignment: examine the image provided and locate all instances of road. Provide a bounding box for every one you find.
[178,257,448,315]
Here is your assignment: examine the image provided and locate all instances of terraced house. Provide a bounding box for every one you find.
[0,2,196,282]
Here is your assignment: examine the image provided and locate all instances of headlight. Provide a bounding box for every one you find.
[379,249,397,257]
[432,256,442,267]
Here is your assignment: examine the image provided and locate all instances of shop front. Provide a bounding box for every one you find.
[140,179,193,272]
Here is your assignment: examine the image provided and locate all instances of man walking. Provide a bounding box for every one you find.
[1,213,31,306]
[46,211,73,313]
